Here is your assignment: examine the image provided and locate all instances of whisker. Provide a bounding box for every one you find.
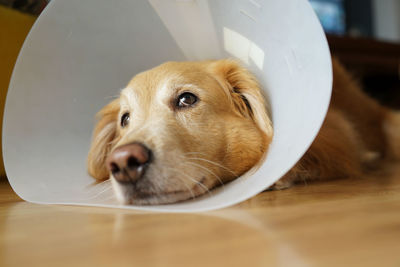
[84,184,113,200]
[85,179,112,193]
[180,171,212,196]
[94,179,112,186]
[179,178,195,199]
[185,161,225,189]
[163,166,211,197]
[182,152,207,157]
[161,166,195,199]
[185,157,238,178]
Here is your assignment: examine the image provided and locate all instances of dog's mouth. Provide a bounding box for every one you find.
[111,175,210,205]
[104,142,237,205]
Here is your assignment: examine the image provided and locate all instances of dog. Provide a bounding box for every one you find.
[88,60,273,204]
[87,58,400,205]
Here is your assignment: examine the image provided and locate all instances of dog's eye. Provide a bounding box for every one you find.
[177,92,197,108]
[120,112,130,127]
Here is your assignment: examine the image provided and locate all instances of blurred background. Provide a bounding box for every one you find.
[0,0,399,180]
[309,0,400,110]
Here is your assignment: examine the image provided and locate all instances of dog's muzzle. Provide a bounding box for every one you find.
[106,143,152,183]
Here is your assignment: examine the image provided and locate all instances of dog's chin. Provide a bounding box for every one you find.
[110,176,202,205]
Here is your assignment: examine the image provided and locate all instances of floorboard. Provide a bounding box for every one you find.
[1,165,400,267]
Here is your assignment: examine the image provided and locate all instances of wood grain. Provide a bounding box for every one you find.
[1,165,400,267]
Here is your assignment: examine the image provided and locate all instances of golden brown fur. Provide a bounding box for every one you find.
[272,58,400,189]
[88,60,273,204]
[88,58,400,204]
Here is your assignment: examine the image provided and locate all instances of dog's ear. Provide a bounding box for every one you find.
[87,99,120,180]
[209,59,273,137]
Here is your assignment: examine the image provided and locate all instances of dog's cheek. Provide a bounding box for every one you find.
[223,120,268,179]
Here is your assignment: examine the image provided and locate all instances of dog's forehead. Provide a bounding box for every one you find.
[122,62,216,97]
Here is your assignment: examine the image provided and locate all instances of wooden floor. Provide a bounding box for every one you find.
[1,165,400,267]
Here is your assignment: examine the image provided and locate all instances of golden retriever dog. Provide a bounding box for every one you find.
[88,58,399,205]
[88,60,273,204]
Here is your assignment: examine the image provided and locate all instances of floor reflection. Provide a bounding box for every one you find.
[2,166,400,266]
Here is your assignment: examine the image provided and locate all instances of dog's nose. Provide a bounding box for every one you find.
[106,143,152,183]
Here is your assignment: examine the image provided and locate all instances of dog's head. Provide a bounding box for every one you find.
[87,60,273,205]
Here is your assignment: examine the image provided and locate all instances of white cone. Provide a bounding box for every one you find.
[4,0,332,212]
